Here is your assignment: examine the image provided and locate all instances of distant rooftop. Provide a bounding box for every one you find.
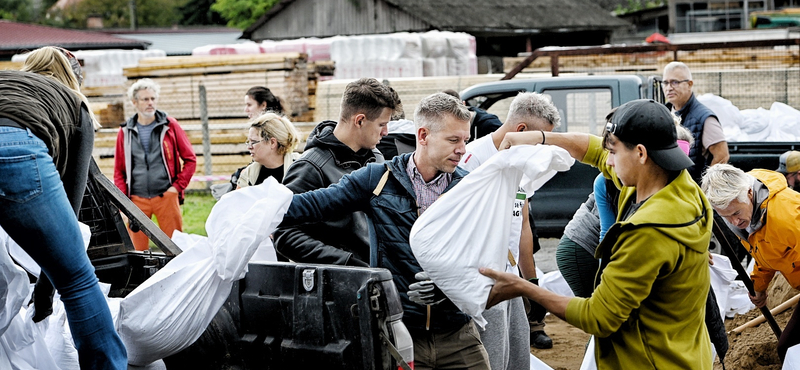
[108,27,245,56]
[0,20,149,58]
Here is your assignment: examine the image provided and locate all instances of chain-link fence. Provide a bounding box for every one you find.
[505,39,800,111]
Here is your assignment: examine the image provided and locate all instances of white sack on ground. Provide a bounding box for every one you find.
[709,253,738,319]
[410,145,573,328]
[726,281,756,318]
[118,178,292,365]
[783,344,800,370]
[530,353,554,370]
[579,336,596,370]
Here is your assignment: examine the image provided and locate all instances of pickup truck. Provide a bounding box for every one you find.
[459,74,800,237]
[79,162,413,370]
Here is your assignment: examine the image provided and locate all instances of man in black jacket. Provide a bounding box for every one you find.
[274,78,394,266]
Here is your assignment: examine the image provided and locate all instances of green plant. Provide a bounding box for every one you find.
[181,192,216,236]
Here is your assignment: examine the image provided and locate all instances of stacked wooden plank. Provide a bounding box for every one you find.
[122,53,310,120]
[503,46,800,75]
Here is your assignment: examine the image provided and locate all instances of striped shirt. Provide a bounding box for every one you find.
[405,155,452,215]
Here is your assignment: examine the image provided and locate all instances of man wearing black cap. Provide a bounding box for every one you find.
[777,150,800,192]
[479,99,714,369]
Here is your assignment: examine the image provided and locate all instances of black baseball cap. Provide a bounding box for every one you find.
[606,99,694,172]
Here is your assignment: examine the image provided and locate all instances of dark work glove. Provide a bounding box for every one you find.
[407,272,446,306]
[31,274,55,323]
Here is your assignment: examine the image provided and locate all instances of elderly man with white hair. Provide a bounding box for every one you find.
[114,78,197,251]
[702,163,800,363]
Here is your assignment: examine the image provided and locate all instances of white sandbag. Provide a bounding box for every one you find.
[530,353,554,370]
[0,229,30,338]
[579,336,596,370]
[118,179,292,365]
[783,344,800,370]
[726,280,756,318]
[0,306,61,370]
[769,102,800,141]
[118,237,232,366]
[206,177,293,281]
[410,145,573,327]
[739,108,772,141]
[539,270,575,298]
[41,292,83,370]
[709,253,738,319]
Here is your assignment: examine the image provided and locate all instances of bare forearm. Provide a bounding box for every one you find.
[501,131,591,161]
[708,142,729,165]
[520,282,571,319]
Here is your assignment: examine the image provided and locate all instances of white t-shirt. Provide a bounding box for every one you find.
[459,135,525,273]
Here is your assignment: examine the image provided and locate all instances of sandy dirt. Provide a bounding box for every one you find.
[529,274,799,370]
[529,314,591,369]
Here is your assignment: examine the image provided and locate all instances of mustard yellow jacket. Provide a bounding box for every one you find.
[565,135,713,370]
[742,169,800,292]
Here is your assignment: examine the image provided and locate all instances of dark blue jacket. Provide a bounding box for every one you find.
[669,94,717,182]
[282,152,471,333]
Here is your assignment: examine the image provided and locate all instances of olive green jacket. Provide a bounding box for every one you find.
[565,135,713,370]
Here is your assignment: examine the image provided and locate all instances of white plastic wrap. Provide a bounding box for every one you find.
[697,93,800,142]
[409,145,573,327]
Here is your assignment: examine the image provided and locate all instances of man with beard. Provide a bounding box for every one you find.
[777,151,800,191]
[114,78,196,251]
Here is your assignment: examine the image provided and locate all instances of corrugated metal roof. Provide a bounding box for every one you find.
[0,20,149,55]
[112,31,245,55]
[382,0,630,32]
[243,0,629,39]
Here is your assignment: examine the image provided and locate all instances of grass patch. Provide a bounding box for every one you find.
[181,192,217,236]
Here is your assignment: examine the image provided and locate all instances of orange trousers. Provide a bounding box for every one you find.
[128,192,183,251]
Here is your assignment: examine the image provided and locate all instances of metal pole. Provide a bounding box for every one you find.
[128,0,137,30]
[199,84,212,190]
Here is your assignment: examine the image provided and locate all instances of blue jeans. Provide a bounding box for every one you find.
[0,127,127,369]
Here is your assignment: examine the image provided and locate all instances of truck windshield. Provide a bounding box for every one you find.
[542,88,612,135]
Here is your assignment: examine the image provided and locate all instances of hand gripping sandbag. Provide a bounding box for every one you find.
[118,178,293,365]
[409,145,573,328]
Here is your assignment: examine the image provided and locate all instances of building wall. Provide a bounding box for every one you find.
[249,0,431,41]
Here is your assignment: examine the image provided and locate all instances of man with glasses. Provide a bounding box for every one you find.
[663,61,729,182]
[114,78,196,251]
[777,151,800,192]
[274,78,394,266]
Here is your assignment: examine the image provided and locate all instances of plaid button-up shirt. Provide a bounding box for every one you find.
[405,155,452,215]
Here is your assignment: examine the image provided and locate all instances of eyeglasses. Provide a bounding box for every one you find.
[244,139,265,147]
[662,79,690,88]
[605,121,617,135]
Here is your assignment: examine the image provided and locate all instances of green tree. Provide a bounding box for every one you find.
[614,0,665,16]
[211,0,279,29]
[1,0,57,22]
[47,0,187,28]
[179,0,225,25]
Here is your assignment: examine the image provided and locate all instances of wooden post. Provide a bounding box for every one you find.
[199,84,212,190]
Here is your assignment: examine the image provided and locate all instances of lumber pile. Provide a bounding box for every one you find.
[503,47,800,75]
[122,53,310,121]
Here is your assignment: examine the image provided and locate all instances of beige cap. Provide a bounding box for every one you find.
[777,151,800,174]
